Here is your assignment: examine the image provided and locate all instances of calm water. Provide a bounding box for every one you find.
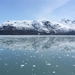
[0,35,75,75]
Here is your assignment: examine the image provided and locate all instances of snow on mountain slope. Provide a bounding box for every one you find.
[0,19,75,34]
[60,19,75,29]
[2,20,34,30]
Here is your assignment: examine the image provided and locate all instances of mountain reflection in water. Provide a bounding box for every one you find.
[0,35,75,75]
[0,35,75,51]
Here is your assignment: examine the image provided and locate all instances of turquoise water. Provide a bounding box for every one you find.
[0,35,75,75]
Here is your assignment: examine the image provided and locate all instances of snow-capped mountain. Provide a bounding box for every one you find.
[0,19,75,35]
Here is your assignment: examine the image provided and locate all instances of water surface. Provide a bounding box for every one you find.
[0,35,75,75]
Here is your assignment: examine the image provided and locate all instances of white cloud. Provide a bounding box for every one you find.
[35,0,70,20]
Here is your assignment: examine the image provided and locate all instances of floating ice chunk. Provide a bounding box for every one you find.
[52,57,55,58]
[33,65,36,67]
[73,65,75,67]
[53,71,55,73]
[0,49,3,50]
[35,51,39,53]
[58,56,61,58]
[66,54,69,57]
[22,61,24,62]
[15,62,18,64]
[30,56,32,58]
[45,61,47,63]
[32,69,34,71]
[56,65,58,67]
[33,55,35,58]
[43,72,45,74]
[5,63,7,66]
[72,56,75,58]
[21,64,25,66]
[46,63,51,66]
[5,57,8,59]
[21,64,25,68]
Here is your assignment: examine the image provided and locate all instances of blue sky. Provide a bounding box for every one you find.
[0,0,75,24]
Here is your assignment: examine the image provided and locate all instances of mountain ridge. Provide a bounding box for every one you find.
[0,19,75,35]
